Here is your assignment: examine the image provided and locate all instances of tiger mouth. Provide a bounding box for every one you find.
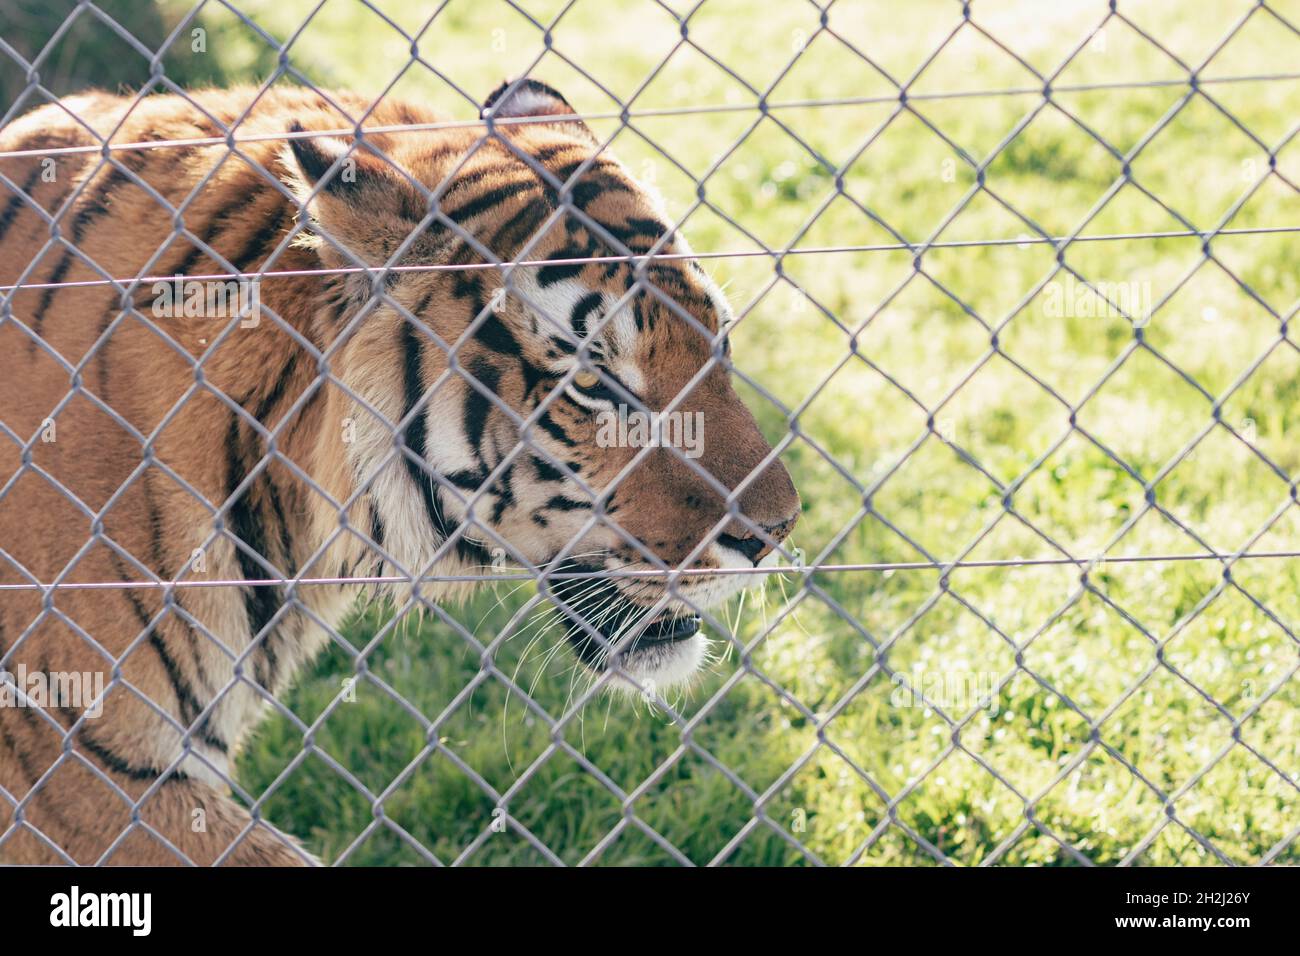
[545,562,702,669]
[633,611,701,646]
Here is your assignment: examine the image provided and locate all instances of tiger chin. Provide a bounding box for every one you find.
[0,78,799,865]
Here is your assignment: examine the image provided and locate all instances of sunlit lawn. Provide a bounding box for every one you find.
[145,0,1300,864]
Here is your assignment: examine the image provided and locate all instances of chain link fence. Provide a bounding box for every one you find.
[0,0,1298,865]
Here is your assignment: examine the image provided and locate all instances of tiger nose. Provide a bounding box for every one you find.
[717,513,798,566]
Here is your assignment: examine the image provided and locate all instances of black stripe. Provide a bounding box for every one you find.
[543,166,633,213]
[168,194,255,280]
[243,353,303,692]
[150,180,280,310]
[571,291,602,340]
[326,294,350,333]
[452,271,485,305]
[399,322,447,536]
[67,164,134,233]
[141,472,214,703]
[520,359,551,400]
[396,323,493,566]
[446,180,536,225]
[569,177,621,210]
[105,186,281,373]
[0,165,43,244]
[225,417,282,689]
[602,216,671,247]
[30,156,146,347]
[444,468,487,490]
[230,205,290,276]
[490,463,515,524]
[530,143,586,165]
[473,311,520,354]
[250,351,299,428]
[462,358,500,453]
[246,354,315,574]
[552,158,622,182]
[259,472,294,590]
[146,630,216,743]
[490,197,549,256]
[105,545,226,752]
[536,410,577,447]
[532,455,566,482]
[368,499,386,552]
[545,495,591,511]
[441,163,528,198]
[234,444,296,661]
[29,255,72,340]
[536,237,596,288]
[538,260,585,287]
[78,730,182,782]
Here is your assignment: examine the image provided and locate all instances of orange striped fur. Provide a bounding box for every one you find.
[0,83,798,864]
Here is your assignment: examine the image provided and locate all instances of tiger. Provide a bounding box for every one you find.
[0,79,800,866]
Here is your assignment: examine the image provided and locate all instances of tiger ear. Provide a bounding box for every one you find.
[281,122,426,263]
[480,78,595,141]
[284,122,399,197]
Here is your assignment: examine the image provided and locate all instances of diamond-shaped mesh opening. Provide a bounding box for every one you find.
[0,0,1297,867]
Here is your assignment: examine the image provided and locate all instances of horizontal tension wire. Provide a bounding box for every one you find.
[2,548,1298,591]
[0,67,1296,162]
[2,224,1298,294]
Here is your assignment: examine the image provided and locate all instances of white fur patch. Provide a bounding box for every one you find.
[511,273,647,399]
[341,315,483,589]
[672,541,757,610]
[605,632,709,696]
[511,273,592,345]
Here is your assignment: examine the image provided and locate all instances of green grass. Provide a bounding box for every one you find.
[155,0,1300,864]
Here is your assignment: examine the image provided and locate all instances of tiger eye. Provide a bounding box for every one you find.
[574,370,600,390]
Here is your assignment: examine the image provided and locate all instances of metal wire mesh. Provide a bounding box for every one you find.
[0,0,1298,865]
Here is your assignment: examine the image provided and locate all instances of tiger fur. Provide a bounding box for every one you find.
[0,80,799,865]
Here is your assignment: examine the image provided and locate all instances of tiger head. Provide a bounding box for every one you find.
[283,79,800,691]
